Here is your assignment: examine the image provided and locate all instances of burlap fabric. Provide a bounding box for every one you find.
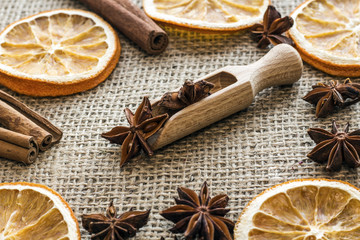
[0,0,359,239]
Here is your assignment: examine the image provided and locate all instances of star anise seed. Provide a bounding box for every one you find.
[251,5,294,48]
[160,182,234,240]
[82,201,150,240]
[307,121,360,171]
[102,97,169,167]
[303,79,360,118]
[158,80,214,112]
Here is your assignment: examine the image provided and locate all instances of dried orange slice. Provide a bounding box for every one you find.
[0,182,80,239]
[289,0,360,77]
[235,179,360,239]
[143,0,270,31]
[0,9,120,96]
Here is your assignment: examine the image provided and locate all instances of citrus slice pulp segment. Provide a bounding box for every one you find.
[295,14,346,35]
[0,54,35,67]
[286,185,317,225]
[0,190,19,232]
[248,229,305,239]
[260,193,308,226]
[66,42,108,58]
[330,33,360,57]
[323,198,360,230]
[252,212,310,232]
[5,23,37,44]
[326,0,360,18]
[54,49,99,74]
[302,0,349,23]
[315,187,351,225]
[234,179,360,240]
[3,189,54,235]
[1,42,45,55]
[0,183,80,240]
[324,226,360,239]
[28,17,52,46]
[0,9,120,96]
[143,0,270,31]
[60,26,106,46]
[6,208,69,240]
[288,0,360,76]
[49,14,94,43]
[304,30,353,50]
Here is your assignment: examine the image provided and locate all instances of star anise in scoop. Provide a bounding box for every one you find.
[82,201,150,240]
[307,121,360,171]
[303,79,360,118]
[251,5,294,48]
[158,80,214,112]
[160,182,234,240]
[102,97,168,167]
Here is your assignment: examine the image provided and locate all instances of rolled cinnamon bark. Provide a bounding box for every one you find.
[0,90,62,151]
[0,128,38,164]
[0,127,39,152]
[78,0,169,55]
[0,100,52,151]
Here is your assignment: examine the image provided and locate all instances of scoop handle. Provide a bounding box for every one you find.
[223,44,303,95]
[250,44,303,94]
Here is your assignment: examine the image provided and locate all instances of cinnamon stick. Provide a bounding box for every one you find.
[0,90,62,151]
[0,100,52,151]
[78,0,169,55]
[0,127,38,164]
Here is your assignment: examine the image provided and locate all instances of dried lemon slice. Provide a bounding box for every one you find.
[235,179,360,239]
[0,182,80,239]
[289,0,360,77]
[143,0,270,31]
[0,9,120,96]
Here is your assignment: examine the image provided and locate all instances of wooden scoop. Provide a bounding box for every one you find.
[149,44,303,150]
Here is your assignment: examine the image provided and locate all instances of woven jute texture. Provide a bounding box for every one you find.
[1,0,360,239]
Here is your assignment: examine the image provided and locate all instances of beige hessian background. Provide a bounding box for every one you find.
[0,0,359,239]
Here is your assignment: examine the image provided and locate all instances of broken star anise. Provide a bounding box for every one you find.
[82,201,150,240]
[303,78,360,118]
[102,96,168,167]
[251,5,294,48]
[307,121,360,171]
[160,182,234,240]
[158,80,214,112]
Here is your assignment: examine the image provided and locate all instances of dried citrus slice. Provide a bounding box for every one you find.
[289,0,360,77]
[0,9,120,96]
[0,182,80,239]
[143,0,270,31]
[235,179,360,239]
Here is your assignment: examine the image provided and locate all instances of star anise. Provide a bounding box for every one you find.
[160,182,234,240]
[102,97,168,167]
[158,80,214,112]
[303,79,360,118]
[82,201,150,240]
[251,5,294,48]
[307,121,360,171]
